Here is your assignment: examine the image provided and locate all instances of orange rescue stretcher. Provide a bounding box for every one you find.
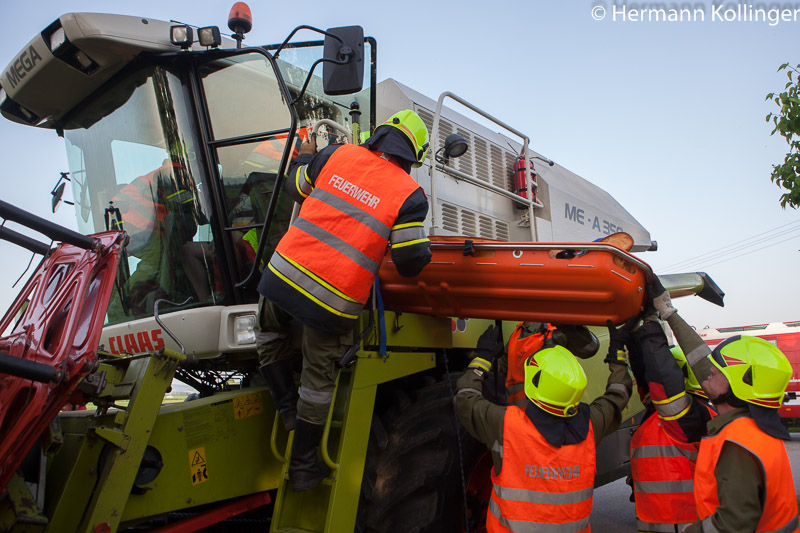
[378,237,653,326]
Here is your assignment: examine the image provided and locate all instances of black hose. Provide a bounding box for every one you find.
[0,352,58,383]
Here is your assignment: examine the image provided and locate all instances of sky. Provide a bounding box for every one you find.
[0,0,798,332]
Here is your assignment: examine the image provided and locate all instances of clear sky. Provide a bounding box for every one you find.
[0,0,798,331]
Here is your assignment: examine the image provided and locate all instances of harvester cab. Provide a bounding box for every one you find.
[0,5,725,532]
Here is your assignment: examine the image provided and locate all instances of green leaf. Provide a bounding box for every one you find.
[766,62,800,209]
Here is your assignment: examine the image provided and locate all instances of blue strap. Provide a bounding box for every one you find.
[374,278,387,356]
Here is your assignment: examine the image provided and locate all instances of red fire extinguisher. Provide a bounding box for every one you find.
[514,156,536,208]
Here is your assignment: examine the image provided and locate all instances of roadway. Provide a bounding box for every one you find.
[590,431,800,530]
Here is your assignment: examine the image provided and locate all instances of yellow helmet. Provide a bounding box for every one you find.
[524,345,587,417]
[670,346,707,399]
[381,110,430,167]
[710,336,792,408]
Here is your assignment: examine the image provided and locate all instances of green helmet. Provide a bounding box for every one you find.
[709,336,792,408]
[524,345,587,417]
[670,346,707,399]
[381,110,430,167]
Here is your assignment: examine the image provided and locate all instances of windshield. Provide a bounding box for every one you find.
[59,43,372,326]
[63,65,220,325]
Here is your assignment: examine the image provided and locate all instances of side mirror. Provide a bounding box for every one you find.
[52,182,66,213]
[322,26,364,96]
[50,172,73,213]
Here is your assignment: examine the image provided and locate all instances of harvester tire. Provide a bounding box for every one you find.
[357,374,485,532]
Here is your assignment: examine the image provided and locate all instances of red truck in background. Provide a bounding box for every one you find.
[698,321,800,425]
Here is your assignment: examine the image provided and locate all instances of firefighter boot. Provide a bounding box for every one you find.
[289,418,330,492]
[259,360,298,432]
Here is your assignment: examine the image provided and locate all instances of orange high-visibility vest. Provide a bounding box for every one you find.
[271,144,422,319]
[487,406,595,533]
[249,127,311,169]
[694,417,799,533]
[630,411,702,530]
[112,162,192,232]
[506,323,555,404]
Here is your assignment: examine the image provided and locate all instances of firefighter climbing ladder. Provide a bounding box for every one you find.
[268,314,439,532]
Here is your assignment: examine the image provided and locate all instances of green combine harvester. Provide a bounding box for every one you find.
[0,5,723,532]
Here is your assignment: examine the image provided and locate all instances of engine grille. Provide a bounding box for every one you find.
[440,202,510,240]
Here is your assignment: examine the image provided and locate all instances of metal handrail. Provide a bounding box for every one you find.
[320,372,342,471]
[269,413,291,464]
[429,92,539,241]
[312,118,352,144]
[433,163,544,209]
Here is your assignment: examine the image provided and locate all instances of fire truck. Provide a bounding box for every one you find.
[698,321,800,424]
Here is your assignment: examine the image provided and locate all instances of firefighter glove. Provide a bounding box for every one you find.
[476,324,505,361]
[605,318,637,366]
[649,276,676,320]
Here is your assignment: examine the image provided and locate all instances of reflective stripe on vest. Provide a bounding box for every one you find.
[694,417,800,533]
[487,406,595,533]
[488,499,590,533]
[494,485,593,505]
[630,411,703,527]
[268,252,364,319]
[631,444,698,461]
[292,217,382,274]
[312,189,392,239]
[506,323,555,403]
[273,144,422,309]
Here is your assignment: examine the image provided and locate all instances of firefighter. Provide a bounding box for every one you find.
[501,322,599,407]
[106,157,209,319]
[649,283,800,533]
[255,110,432,492]
[624,308,716,533]
[455,323,633,531]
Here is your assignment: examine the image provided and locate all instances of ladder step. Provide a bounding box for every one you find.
[275,528,319,533]
[281,473,335,486]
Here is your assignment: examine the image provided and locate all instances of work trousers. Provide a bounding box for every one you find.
[255,296,348,424]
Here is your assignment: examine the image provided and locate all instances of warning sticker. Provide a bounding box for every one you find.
[233,392,264,420]
[188,447,209,485]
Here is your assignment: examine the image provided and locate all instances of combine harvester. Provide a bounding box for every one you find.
[0,4,724,531]
[699,321,800,425]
